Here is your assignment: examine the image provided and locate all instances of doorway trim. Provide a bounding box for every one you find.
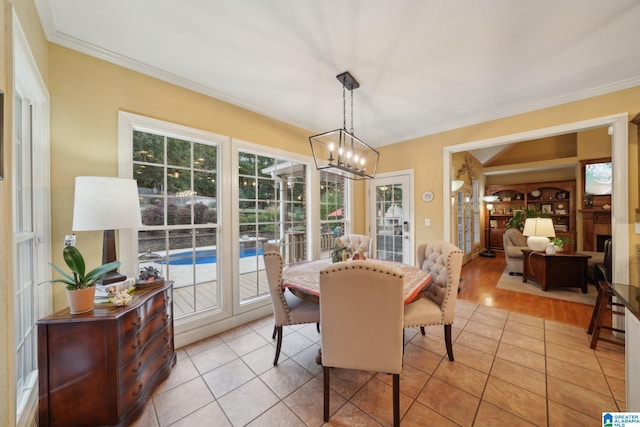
[443,113,629,284]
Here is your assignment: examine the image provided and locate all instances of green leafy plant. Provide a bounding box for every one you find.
[505,207,550,230]
[552,236,574,247]
[49,245,121,290]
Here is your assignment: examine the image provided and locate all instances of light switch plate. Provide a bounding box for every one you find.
[424,218,430,226]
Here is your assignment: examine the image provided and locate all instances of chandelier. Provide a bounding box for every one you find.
[309,71,380,180]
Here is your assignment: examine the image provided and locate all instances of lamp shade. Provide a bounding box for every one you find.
[72,176,142,231]
[482,195,499,203]
[522,217,555,251]
[451,180,464,192]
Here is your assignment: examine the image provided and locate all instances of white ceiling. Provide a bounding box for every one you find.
[35,0,640,148]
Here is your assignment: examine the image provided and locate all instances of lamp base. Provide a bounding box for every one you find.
[527,236,550,252]
[479,250,496,258]
[99,271,128,286]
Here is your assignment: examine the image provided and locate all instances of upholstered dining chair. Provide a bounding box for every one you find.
[404,240,463,361]
[338,234,372,258]
[263,249,320,365]
[319,261,404,426]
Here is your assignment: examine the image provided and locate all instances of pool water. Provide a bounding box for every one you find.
[163,248,263,265]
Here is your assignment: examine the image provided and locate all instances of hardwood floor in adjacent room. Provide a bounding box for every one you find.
[458,251,595,328]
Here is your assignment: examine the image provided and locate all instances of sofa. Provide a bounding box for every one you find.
[503,228,528,275]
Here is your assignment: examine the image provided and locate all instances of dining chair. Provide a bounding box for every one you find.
[263,249,320,365]
[404,240,463,361]
[338,234,372,258]
[588,239,625,349]
[319,261,404,426]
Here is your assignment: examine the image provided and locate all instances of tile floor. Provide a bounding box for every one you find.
[133,300,625,426]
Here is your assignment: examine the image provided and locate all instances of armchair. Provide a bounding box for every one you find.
[338,234,372,258]
[503,228,528,275]
[404,240,463,361]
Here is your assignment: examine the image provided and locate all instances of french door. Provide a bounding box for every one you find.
[368,172,413,264]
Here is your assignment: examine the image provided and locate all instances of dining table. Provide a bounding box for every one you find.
[282,258,432,305]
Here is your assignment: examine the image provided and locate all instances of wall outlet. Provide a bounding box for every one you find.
[64,234,76,247]
[424,218,430,226]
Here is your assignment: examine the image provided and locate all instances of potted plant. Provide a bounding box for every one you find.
[137,265,164,288]
[552,236,574,253]
[48,245,121,314]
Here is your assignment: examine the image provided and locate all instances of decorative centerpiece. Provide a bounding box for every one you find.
[330,238,353,263]
[46,245,121,314]
[352,248,366,261]
[137,265,165,288]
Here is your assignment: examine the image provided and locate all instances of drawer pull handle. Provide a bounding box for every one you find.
[132,339,141,351]
[132,384,143,396]
[163,334,169,343]
[132,361,142,373]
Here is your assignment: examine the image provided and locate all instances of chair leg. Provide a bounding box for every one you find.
[273,326,283,365]
[323,366,330,422]
[420,326,425,336]
[587,283,605,335]
[444,324,454,361]
[316,322,320,333]
[272,325,277,339]
[393,373,400,427]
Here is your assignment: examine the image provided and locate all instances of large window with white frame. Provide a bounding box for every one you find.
[13,14,52,426]
[132,128,222,319]
[236,150,308,305]
[121,114,337,328]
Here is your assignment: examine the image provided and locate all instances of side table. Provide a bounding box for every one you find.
[521,250,591,293]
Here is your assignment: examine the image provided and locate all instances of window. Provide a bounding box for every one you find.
[237,151,308,304]
[473,179,480,245]
[133,129,221,318]
[319,172,347,258]
[121,113,340,339]
[13,16,52,426]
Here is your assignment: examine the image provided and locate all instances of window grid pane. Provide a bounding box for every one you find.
[134,130,220,318]
[238,152,307,304]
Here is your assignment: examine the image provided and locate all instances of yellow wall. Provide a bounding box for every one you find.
[378,87,640,283]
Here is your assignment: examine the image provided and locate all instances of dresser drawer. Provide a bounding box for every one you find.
[119,346,174,413]
[118,309,170,363]
[119,326,172,394]
[118,290,169,341]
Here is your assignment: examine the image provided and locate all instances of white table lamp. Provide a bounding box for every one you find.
[72,176,142,284]
[522,217,556,252]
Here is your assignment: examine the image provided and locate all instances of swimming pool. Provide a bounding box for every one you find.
[163,248,263,265]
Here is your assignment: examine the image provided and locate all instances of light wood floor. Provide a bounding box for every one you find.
[458,251,595,328]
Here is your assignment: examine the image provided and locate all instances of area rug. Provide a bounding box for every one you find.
[495,269,596,305]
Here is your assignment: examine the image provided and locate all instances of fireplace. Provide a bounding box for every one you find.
[596,234,612,252]
[580,209,612,252]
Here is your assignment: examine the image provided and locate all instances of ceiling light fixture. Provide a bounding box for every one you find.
[309,71,380,180]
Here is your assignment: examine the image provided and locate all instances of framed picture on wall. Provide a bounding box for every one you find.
[541,204,552,213]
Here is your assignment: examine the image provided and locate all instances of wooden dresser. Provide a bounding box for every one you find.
[37,281,175,427]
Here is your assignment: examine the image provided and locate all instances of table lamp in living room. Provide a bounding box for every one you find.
[72,176,142,284]
[522,217,555,252]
